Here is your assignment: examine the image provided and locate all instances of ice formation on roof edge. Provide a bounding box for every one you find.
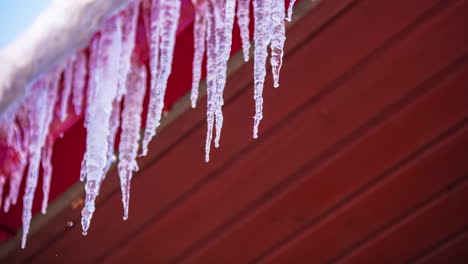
[0,0,296,248]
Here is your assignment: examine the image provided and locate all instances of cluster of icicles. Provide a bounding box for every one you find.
[0,0,296,248]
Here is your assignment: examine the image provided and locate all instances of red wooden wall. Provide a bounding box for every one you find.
[2,0,468,263]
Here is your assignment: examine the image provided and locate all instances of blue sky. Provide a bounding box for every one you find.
[0,0,52,49]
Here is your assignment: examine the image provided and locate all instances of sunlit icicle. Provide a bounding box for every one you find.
[190,0,207,108]
[0,176,6,210]
[40,141,54,214]
[141,0,181,157]
[22,69,60,249]
[224,0,236,60]
[212,1,226,149]
[104,3,140,176]
[286,0,296,22]
[80,37,100,183]
[270,0,285,87]
[252,0,273,139]
[117,1,140,101]
[80,18,122,236]
[118,62,147,221]
[213,0,236,148]
[59,57,75,121]
[141,0,161,157]
[72,51,87,116]
[237,0,251,62]
[204,2,217,162]
[104,98,121,176]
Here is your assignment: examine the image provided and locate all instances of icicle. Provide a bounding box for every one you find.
[118,2,140,101]
[104,100,121,175]
[40,141,54,214]
[286,0,296,22]
[237,0,251,62]
[59,57,75,121]
[0,176,5,210]
[252,0,273,139]
[80,37,100,183]
[104,2,140,176]
[204,2,217,162]
[224,0,236,61]
[213,0,236,148]
[270,0,285,88]
[72,51,87,116]
[22,68,60,249]
[118,62,147,221]
[213,1,226,149]
[191,0,207,108]
[141,0,161,157]
[80,17,122,235]
[141,0,181,157]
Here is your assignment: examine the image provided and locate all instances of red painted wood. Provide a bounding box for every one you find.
[185,56,468,264]
[413,228,468,264]
[333,175,468,264]
[98,0,468,263]
[261,123,468,264]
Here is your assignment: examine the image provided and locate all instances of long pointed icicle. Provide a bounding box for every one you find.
[80,18,122,236]
[286,0,297,22]
[72,51,87,116]
[237,0,251,62]
[204,2,217,162]
[214,0,236,148]
[190,0,207,108]
[80,37,100,183]
[141,0,161,157]
[270,0,286,88]
[212,0,227,149]
[22,69,60,249]
[118,62,147,221]
[40,141,54,214]
[252,0,273,139]
[104,2,140,176]
[59,57,75,121]
[142,0,182,157]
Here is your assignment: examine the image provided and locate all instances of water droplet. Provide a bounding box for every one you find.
[67,221,73,227]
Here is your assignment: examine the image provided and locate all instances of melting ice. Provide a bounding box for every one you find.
[0,0,296,247]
